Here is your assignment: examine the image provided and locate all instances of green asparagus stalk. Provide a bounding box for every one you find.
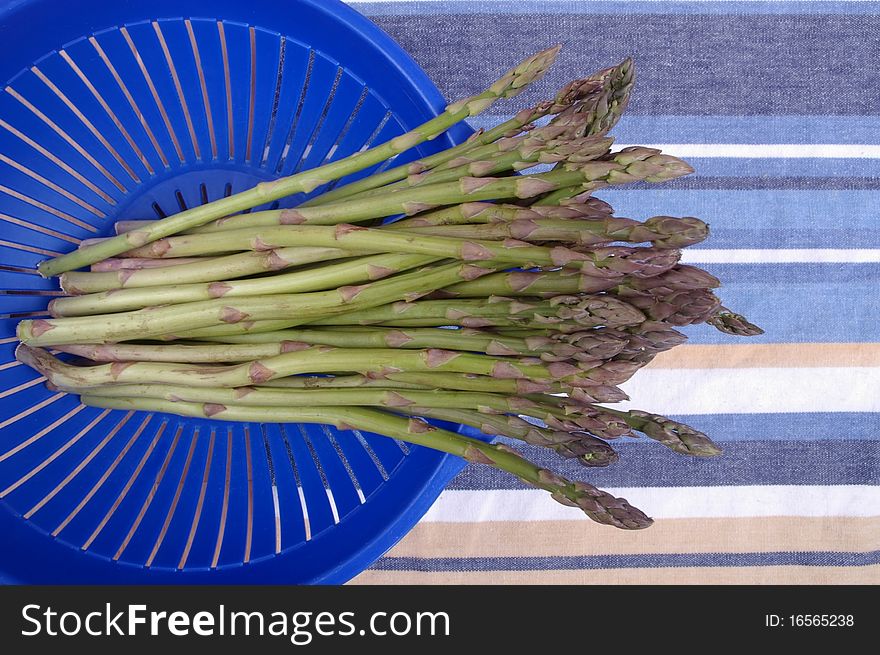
[600,407,722,457]
[388,198,614,229]
[17,343,619,389]
[172,325,601,359]
[173,311,647,339]
[90,256,207,271]
[54,341,312,363]
[303,295,646,330]
[531,185,591,207]
[60,247,365,295]
[18,262,496,345]
[259,371,628,404]
[59,382,628,435]
[396,215,707,248]
[394,406,619,467]
[255,373,431,390]
[38,47,562,277]
[50,253,439,317]
[120,223,592,266]
[437,263,717,300]
[78,396,653,529]
[140,149,692,236]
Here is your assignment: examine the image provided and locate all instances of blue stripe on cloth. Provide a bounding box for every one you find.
[639,161,880,180]
[667,264,877,345]
[597,116,880,145]
[469,115,880,144]
[351,1,880,18]
[597,190,880,230]
[688,228,880,249]
[371,551,880,571]
[366,13,879,114]
[445,440,880,489]
[662,413,880,443]
[621,177,880,190]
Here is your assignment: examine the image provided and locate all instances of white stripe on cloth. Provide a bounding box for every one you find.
[422,486,880,522]
[618,143,880,158]
[681,249,880,264]
[616,367,880,414]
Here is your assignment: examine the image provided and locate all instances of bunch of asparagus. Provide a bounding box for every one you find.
[16,46,761,530]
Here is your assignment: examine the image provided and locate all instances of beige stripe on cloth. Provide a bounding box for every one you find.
[648,343,880,368]
[351,566,880,585]
[376,517,880,558]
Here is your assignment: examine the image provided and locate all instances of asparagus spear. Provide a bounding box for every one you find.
[260,371,628,404]
[139,149,692,235]
[707,307,765,336]
[435,263,715,300]
[90,256,207,271]
[255,373,430,390]
[17,343,623,389]
[120,222,597,265]
[117,325,606,360]
[52,330,629,373]
[303,295,646,330]
[601,407,722,457]
[395,215,708,249]
[50,253,439,316]
[58,382,630,436]
[78,396,653,529]
[389,198,614,229]
[60,247,365,295]
[394,406,620,467]
[38,47,562,277]
[19,262,496,345]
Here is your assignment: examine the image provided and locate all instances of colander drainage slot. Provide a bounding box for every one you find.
[278,424,311,542]
[119,26,184,164]
[259,424,282,554]
[144,427,200,568]
[260,36,286,167]
[0,112,116,204]
[50,412,151,538]
[25,411,135,522]
[178,428,215,570]
[37,56,144,181]
[112,422,183,562]
[5,86,126,192]
[58,48,155,174]
[0,151,106,217]
[276,49,315,174]
[79,418,168,551]
[292,65,343,174]
[210,428,233,569]
[298,424,340,525]
[89,35,168,168]
[0,213,81,244]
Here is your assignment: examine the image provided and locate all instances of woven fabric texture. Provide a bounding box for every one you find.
[345,0,880,585]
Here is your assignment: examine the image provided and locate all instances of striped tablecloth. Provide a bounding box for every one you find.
[346,0,880,584]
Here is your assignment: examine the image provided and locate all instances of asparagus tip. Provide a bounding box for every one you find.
[708,309,765,337]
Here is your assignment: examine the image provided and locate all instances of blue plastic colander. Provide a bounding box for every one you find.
[0,0,476,583]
